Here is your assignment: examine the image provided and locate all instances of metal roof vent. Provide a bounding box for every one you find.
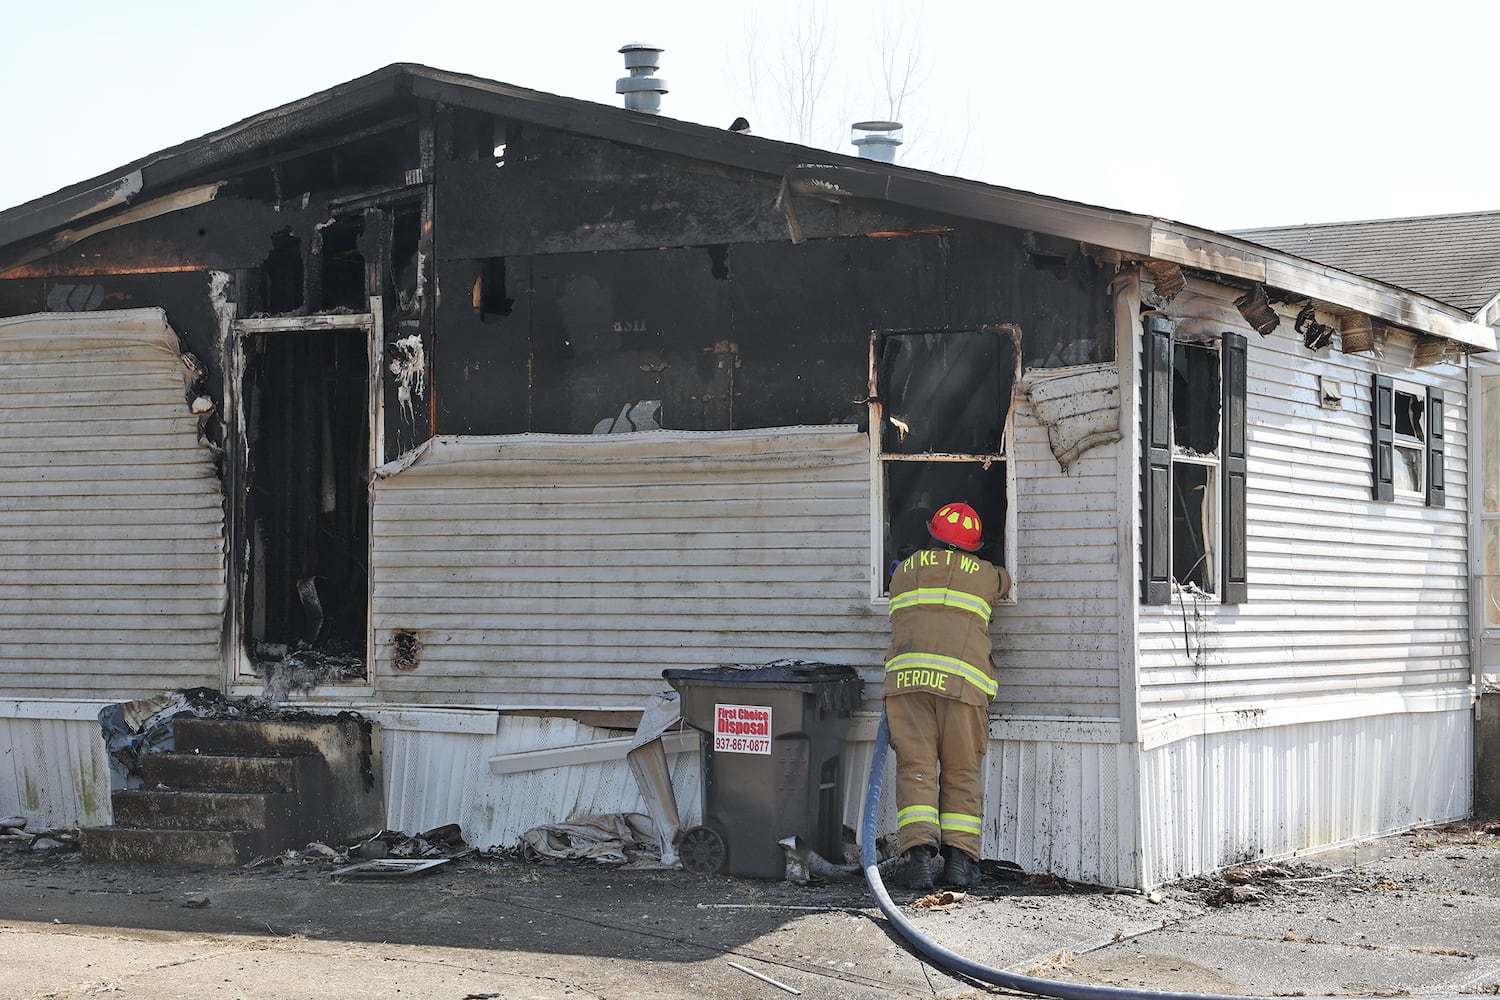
[851,120,903,162]
[617,44,667,114]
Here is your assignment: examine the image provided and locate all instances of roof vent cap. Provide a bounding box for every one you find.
[851,120,903,162]
[617,44,668,114]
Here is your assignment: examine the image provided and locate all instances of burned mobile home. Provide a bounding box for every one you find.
[0,60,1492,888]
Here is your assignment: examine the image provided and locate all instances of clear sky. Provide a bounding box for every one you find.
[2,0,1494,233]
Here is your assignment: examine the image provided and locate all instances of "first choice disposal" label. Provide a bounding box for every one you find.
[713,703,772,755]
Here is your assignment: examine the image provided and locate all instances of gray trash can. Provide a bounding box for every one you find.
[663,662,863,879]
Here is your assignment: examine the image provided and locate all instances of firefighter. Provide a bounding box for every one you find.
[884,501,1011,890]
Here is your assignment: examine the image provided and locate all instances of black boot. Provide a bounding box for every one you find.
[898,846,935,890]
[938,846,982,888]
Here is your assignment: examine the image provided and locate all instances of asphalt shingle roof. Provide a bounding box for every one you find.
[1234,211,1500,313]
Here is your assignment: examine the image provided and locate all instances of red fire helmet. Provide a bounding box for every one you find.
[928,502,983,552]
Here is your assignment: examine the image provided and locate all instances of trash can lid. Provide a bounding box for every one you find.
[662,660,864,712]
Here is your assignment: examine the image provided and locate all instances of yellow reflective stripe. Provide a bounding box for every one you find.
[897,805,939,828]
[884,652,998,698]
[940,813,983,835]
[888,587,992,624]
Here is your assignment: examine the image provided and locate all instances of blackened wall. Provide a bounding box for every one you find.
[433,228,1113,436]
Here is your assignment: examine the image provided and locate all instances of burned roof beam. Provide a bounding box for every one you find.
[144,113,419,199]
[780,164,1155,257]
[0,172,143,248]
[0,68,411,245]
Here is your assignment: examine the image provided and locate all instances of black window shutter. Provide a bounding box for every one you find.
[1371,375,1394,501]
[1427,387,1445,507]
[1142,316,1173,605]
[1220,333,1248,604]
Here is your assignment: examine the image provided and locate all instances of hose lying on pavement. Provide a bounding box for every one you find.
[859,710,1468,1000]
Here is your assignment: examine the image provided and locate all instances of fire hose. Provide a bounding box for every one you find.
[859,710,1468,1000]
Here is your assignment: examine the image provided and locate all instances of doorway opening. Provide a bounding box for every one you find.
[240,327,371,687]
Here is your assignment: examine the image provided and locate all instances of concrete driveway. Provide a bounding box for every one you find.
[2,822,1498,999]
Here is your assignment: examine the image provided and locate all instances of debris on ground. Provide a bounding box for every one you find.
[243,824,475,871]
[518,813,669,867]
[329,857,454,881]
[0,818,79,857]
[911,890,967,910]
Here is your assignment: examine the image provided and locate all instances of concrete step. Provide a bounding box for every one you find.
[110,789,300,834]
[168,716,384,847]
[79,826,268,867]
[173,716,369,759]
[140,752,309,794]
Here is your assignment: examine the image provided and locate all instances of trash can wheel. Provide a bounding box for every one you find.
[679,825,728,875]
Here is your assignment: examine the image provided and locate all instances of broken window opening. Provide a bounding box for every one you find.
[317,219,368,312]
[873,327,1018,592]
[1393,385,1426,495]
[262,229,304,314]
[1171,461,1215,591]
[1168,342,1222,596]
[241,328,370,684]
[1172,342,1221,456]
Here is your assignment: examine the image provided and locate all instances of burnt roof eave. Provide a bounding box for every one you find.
[1152,223,1496,352]
[0,62,1490,353]
[0,64,415,247]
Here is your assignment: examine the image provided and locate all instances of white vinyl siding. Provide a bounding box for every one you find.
[1137,281,1471,728]
[0,310,226,699]
[372,417,1125,722]
[997,399,1122,718]
[370,427,886,707]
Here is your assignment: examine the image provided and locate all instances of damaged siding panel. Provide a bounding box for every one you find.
[380,714,701,849]
[0,310,226,699]
[0,716,113,829]
[1136,280,1470,728]
[371,428,883,707]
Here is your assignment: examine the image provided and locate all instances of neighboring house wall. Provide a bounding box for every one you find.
[0,310,226,699]
[1130,277,1472,884]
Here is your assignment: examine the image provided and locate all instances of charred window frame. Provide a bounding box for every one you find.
[1372,375,1445,506]
[870,326,1020,598]
[1142,317,1247,605]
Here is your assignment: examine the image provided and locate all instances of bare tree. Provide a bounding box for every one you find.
[727,1,975,176]
[872,0,929,125]
[729,0,846,150]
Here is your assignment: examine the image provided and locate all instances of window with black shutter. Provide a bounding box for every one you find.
[1371,376,1444,507]
[1141,317,1247,604]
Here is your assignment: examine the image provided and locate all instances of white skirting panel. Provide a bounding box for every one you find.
[842,728,1141,889]
[1140,709,1473,888]
[379,712,1142,889]
[0,716,113,829]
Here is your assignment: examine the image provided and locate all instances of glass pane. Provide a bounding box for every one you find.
[1483,376,1500,514]
[1394,444,1422,493]
[883,461,1008,589]
[878,330,1015,455]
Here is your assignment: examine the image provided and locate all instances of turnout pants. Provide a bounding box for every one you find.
[884,691,989,861]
